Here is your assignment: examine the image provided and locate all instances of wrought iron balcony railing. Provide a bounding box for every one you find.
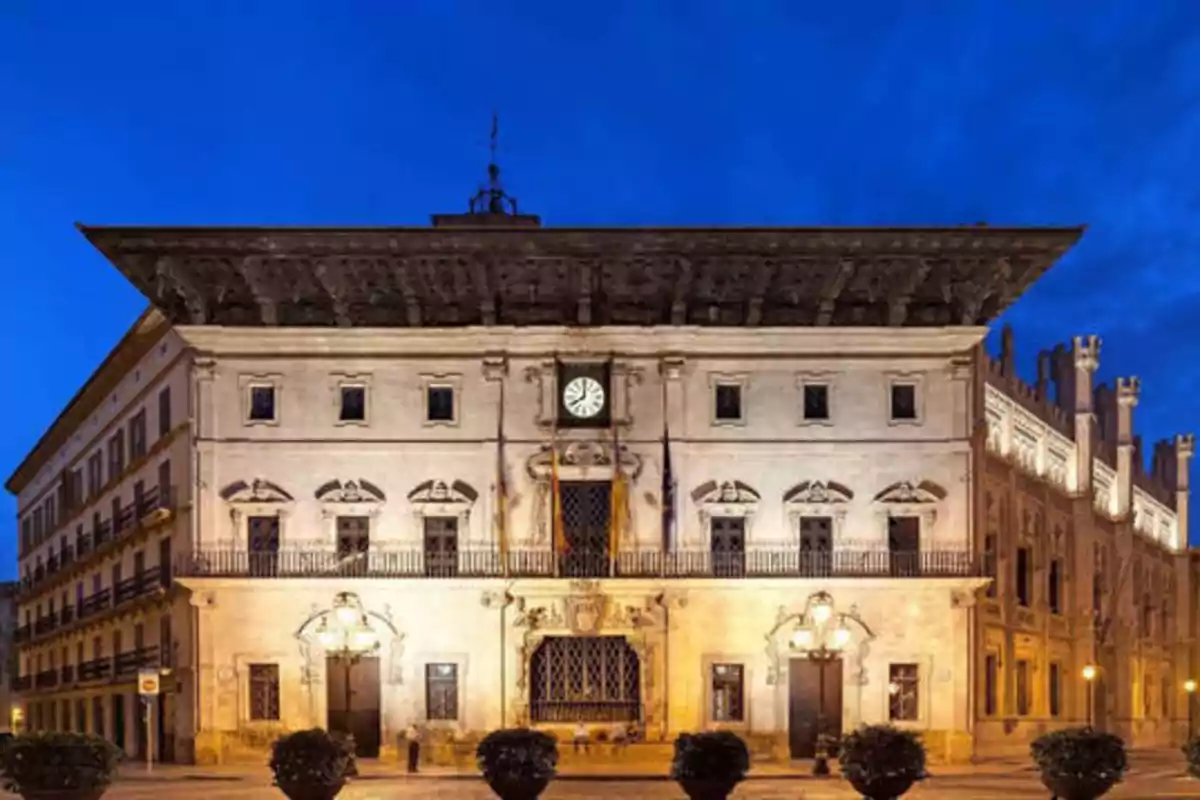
[113,647,161,678]
[78,656,112,682]
[178,547,978,580]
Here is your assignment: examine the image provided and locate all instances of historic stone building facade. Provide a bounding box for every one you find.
[974,329,1195,756]
[5,198,1191,764]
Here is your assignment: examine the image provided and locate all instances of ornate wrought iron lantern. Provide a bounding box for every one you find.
[313,592,381,663]
[788,590,858,777]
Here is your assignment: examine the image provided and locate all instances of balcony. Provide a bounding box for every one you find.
[114,647,161,678]
[178,548,978,580]
[12,674,32,692]
[14,624,31,644]
[34,669,58,689]
[77,588,112,621]
[60,665,75,685]
[18,485,176,598]
[33,615,58,636]
[114,567,164,605]
[77,657,112,682]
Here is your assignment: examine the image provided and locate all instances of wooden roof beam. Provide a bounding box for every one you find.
[386,246,423,326]
[887,257,933,326]
[312,260,353,328]
[815,258,856,326]
[153,256,208,324]
[744,258,775,326]
[576,261,594,325]
[670,257,694,325]
[235,256,279,326]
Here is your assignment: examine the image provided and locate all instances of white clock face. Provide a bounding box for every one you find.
[563,376,606,419]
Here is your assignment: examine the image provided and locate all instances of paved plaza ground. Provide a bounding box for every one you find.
[25,750,1194,799]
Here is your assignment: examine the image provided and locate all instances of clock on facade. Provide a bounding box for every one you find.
[556,361,612,428]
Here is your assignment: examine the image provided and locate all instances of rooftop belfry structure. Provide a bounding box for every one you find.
[5,164,1192,765]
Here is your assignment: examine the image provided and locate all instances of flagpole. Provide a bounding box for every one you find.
[496,377,509,578]
[660,366,671,578]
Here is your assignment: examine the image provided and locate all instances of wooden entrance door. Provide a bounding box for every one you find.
[787,657,843,759]
[326,656,381,758]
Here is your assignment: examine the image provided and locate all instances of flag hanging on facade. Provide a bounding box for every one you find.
[609,423,629,560]
[495,381,510,565]
[661,424,675,552]
[550,435,568,555]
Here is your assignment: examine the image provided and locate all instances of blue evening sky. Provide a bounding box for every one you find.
[1,2,1198,574]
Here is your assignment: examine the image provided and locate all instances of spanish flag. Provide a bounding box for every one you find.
[609,425,629,559]
[550,443,568,554]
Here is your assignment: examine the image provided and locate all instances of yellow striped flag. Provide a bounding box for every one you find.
[551,442,568,554]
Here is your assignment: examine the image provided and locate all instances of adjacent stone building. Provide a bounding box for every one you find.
[5,185,1192,764]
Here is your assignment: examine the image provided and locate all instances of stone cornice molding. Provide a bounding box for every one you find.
[173,326,990,358]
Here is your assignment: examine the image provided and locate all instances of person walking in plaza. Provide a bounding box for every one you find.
[573,721,589,755]
[405,722,421,774]
[610,721,627,756]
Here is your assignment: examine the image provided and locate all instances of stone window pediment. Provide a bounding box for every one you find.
[220,479,294,506]
[315,479,386,518]
[692,480,760,523]
[872,480,945,530]
[783,481,853,539]
[408,480,479,523]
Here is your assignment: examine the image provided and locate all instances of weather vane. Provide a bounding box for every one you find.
[469,111,519,216]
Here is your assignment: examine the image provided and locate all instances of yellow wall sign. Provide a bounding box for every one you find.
[138,669,161,696]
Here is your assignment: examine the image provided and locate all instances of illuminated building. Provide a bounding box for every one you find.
[6,170,1192,763]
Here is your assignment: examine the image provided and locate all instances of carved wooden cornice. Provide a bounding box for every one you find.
[80,225,1083,329]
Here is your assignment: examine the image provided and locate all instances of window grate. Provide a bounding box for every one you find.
[530,636,640,723]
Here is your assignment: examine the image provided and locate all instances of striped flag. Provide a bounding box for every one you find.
[609,424,629,560]
[551,438,568,555]
[661,424,675,552]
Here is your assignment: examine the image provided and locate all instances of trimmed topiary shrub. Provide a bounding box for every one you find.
[1031,727,1126,800]
[1,731,122,800]
[839,724,927,799]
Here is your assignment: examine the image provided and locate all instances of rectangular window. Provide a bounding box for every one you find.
[1016,547,1032,607]
[21,518,31,554]
[107,432,125,479]
[984,654,998,716]
[713,383,743,422]
[157,387,172,437]
[1049,662,1062,717]
[1015,659,1031,716]
[249,664,281,721]
[709,516,746,578]
[87,451,103,496]
[1162,676,1171,718]
[890,383,917,421]
[423,517,459,577]
[711,663,745,722]
[248,385,277,422]
[129,409,147,461]
[798,516,833,577]
[339,385,367,422]
[425,663,459,721]
[157,460,172,502]
[802,384,829,421]
[425,385,455,423]
[1048,559,1062,614]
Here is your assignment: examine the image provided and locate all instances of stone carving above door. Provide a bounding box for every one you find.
[407,479,479,525]
[691,480,760,523]
[526,441,643,481]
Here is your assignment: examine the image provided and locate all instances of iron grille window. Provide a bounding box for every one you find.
[339,385,366,422]
[888,664,919,721]
[890,383,917,420]
[248,385,276,422]
[425,663,459,721]
[530,636,640,723]
[158,387,172,437]
[713,383,742,421]
[1015,660,1031,716]
[248,516,280,577]
[249,664,281,721]
[424,517,459,577]
[426,386,455,422]
[1049,662,1062,717]
[559,482,612,578]
[711,663,744,722]
[802,384,829,420]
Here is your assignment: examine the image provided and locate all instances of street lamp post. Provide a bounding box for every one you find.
[1082,664,1097,729]
[789,591,854,777]
[313,592,381,750]
[1185,679,1196,740]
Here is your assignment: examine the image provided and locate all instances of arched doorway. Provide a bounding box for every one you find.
[530,636,640,723]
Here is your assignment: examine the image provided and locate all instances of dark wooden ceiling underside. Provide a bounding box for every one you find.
[81,226,1083,328]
